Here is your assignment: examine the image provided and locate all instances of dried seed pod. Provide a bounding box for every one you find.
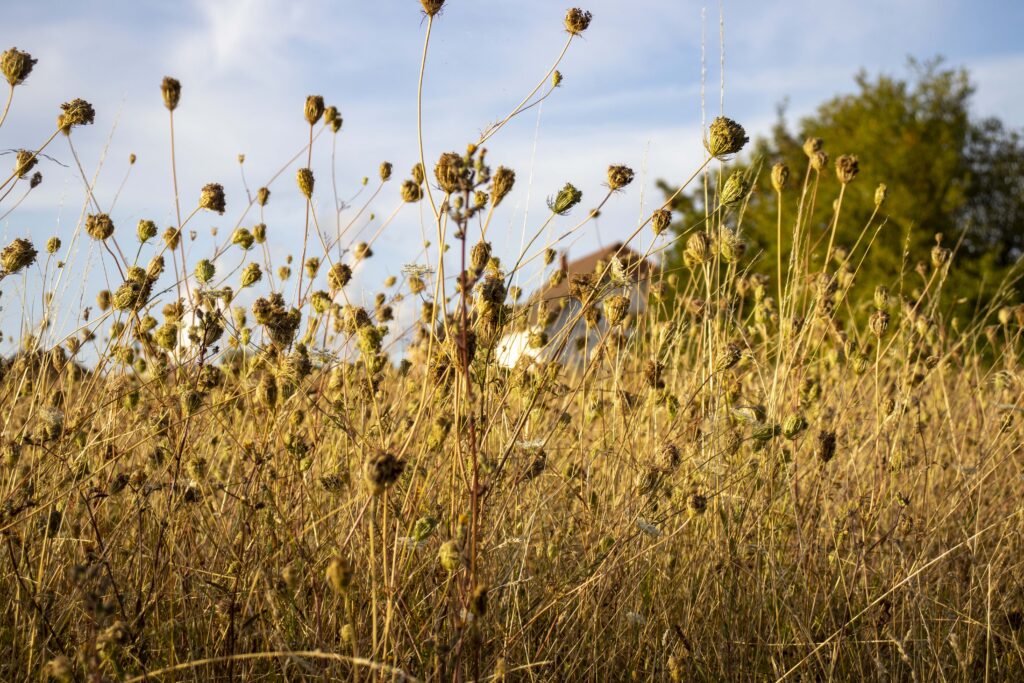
[161,76,181,111]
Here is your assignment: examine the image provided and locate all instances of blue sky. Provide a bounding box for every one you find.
[2,0,1023,348]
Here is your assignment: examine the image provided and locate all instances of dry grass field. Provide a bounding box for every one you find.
[1,3,1023,681]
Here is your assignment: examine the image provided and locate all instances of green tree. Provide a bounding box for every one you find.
[661,58,1024,318]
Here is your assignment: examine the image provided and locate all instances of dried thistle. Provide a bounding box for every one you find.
[57,98,95,132]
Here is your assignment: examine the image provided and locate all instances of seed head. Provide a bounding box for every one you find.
[705,116,748,158]
[364,451,405,494]
[401,179,422,203]
[684,231,712,267]
[1,238,37,274]
[137,219,157,243]
[14,150,37,178]
[29,171,41,188]
[379,161,393,182]
[810,150,829,172]
[199,183,226,214]
[328,262,352,291]
[548,182,583,215]
[1,47,37,86]
[491,166,516,207]
[297,167,315,198]
[161,76,181,111]
[85,213,115,241]
[651,209,671,237]
[816,430,837,463]
[607,164,634,191]
[716,342,743,371]
[835,154,859,184]
[46,236,61,254]
[869,309,890,338]
[604,294,630,327]
[194,259,215,284]
[434,152,468,194]
[304,95,324,125]
[439,540,462,572]
[564,8,593,35]
[240,262,262,288]
[686,491,708,517]
[470,583,489,617]
[57,98,95,132]
[874,183,888,207]
[781,414,807,439]
[803,137,823,157]
[421,0,445,17]
[719,171,749,209]
[231,228,254,250]
[771,162,789,192]
[326,556,353,594]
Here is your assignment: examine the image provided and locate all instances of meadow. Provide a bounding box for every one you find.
[1,3,1023,681]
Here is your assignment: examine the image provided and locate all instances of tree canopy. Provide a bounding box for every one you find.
[660,58,1024,319]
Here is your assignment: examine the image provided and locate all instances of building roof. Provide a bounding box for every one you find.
[527,242,653,306]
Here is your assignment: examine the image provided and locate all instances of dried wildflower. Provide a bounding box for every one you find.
[684,231,712,267]
[705,116,748,158]
[719,171,749,209]
[491,166,516,207]
[771,162,789,192]
[252,222,267,243]
[607,165,634,191]
[835,154,859,184]
[327,262,352,291]
[161,76,181,111]
[434,152,468,194]
[379,161,393,182]
[803,137,823,157]
[874,183,887,207]
[657,443,681,472]
[326,557,353,594]
[719,229,746,263]
[869,309,890,338]
[716,342,743,371]
[163,227,181,249]
[297,167,315,198]
[45,236,60,254]
[240,262,262,288]
[931,239,951,268]
[354,242,372,260]
[57,98,95,132]
[810,150,829,172]
[231,227,254,250]
[439,540,462,572]
[686,492,707,517]
[136,219,157,243]
[199,183,226,213]
[781,414,807,439]
[85,213,115,241]
[421,0,445,16]
[194,259,215,284]
[1,238,37,274]
[2,47,37,86]
[604,294,630,327]
[548,182,583,215]
[470,583,489,617]
[564,8,593,35]
[401,179,422,202]
[364,451,405,494]
[43,655,73,681]
[651,209,671,237]
[29,171,41,187]
[816,430,837,463]
[14,149,37,178]
[304,95,324,125]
